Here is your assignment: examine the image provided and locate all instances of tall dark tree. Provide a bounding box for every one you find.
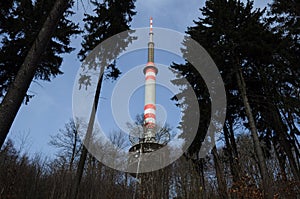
[171,0,280,197]
[71,1,136,198]
[265,0,300,181]
[0,0,80,148]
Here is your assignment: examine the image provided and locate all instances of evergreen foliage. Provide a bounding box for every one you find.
[171,0,300,196]
[0,0,80,100]
[78,0,136,81]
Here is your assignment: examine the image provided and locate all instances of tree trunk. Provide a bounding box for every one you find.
[194,157,206,198]
[71,72,104,199]
[199,158,206,199]
[228,120,239,161]
[0,0,71,148]
[235,68,273,199]
[224,123,241,183]
[69,129,78,172]
[271,106,300,181]
[272,137,287,181]
[212,146,228,199]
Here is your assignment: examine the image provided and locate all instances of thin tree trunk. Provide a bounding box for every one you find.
[227,120,242,197]
[272,107,300,181]
[284,111,300,168]
[0,0,71,148]
[228,120,239,161]
[193,157,206,198]
[199,158,206,199]
[212,146,228,199]
[71,71,104,199]
[235,68,273,199]
[69,129,78,172]
[272,137,287,181]
[224,123,241,183]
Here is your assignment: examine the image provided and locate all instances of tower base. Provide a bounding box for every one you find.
[128,142,164,178]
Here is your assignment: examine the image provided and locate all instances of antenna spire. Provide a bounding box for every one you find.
[147,17,154,64]
[150,17,153,33]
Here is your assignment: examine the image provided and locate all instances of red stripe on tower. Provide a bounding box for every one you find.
[144,113,156,119]
[144,104,156,110]
[145,67,156,74]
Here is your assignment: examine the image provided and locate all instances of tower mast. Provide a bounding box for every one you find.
[143,17,158,142]
[129,18,167,198]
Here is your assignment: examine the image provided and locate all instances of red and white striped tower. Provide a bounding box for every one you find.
[128,18,165,179]
[143,17,158,142]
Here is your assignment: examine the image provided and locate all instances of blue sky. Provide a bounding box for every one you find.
[8,0,270,158]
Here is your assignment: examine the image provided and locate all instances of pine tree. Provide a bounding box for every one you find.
[0,0,80,148]
[0,0,80,98]
[71,1,136,198]
[264,0,300,181]
[171,0,279,197]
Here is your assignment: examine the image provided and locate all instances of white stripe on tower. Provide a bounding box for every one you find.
[143,17,157,142]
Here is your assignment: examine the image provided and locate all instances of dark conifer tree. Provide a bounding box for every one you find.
[263,0,300,181]
[71,1,136,198]
[171,0,280,197]
[0,0,80,99]
[0,0,80,148]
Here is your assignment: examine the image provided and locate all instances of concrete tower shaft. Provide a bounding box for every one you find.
[143,17,158,142]
[128,18,166,179]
